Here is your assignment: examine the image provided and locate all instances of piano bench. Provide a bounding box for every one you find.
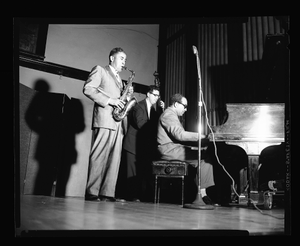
[152,160,189,205]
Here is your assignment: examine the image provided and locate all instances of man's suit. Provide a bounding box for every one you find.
[157,107,214,189]
[83,65,125,198]
[123,99,159,156]
[122,99,159,199]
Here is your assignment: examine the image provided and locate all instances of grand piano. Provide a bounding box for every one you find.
[209,103,285,206]
[207,34,288,207]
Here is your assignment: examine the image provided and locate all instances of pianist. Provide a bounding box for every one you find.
[157,93,215,205]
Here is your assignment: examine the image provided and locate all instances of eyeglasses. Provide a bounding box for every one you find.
[177,101,188,109]
[150,92,160,98]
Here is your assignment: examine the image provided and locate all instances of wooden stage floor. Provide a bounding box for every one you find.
[16,195,285,236]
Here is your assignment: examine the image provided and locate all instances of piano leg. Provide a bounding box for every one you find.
[248,155,260,206]
[248,155,259,191]
[225,141,282,206]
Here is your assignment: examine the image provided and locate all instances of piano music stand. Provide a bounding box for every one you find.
[183,46,214,210]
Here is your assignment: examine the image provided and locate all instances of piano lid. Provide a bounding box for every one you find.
[210,103,285,142]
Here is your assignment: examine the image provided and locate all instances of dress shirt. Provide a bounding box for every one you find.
[109,65,121,82]
[145,98,152,119]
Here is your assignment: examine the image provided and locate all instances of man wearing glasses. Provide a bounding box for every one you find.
[157,93,215,205]
[122,85,165,201]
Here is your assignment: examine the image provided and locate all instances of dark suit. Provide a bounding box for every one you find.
[83,65,125,198]
[122,99,160,200]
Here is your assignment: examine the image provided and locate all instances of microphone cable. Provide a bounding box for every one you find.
[200,89,239,198]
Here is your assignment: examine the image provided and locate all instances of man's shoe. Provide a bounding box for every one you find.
[85,194,100,202]
[127,197,140,202]
[132,198,140,202]
[100,196,126,203]
[115,198,127,203]
[202,196,214,205]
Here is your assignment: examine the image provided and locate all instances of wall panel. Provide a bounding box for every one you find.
[243,16,285,62]
[197,23,228,133]
[165,31,186,106]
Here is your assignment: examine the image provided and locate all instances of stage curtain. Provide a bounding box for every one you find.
[160,17,287,134]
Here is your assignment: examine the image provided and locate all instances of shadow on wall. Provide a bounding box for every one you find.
[56,96,85,197]
[24,79,85,196]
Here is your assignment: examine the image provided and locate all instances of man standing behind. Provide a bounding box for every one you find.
[122,85,165,201]
[157,93,215,204]
[83,47,128,202]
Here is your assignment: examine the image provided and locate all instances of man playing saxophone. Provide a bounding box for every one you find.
[83,47,131,202]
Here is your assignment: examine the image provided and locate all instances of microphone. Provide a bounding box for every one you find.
[192,45,198,55]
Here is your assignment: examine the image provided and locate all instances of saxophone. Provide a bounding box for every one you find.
[112,67,137,122]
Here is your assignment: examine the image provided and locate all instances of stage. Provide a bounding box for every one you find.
[15,195,285,236]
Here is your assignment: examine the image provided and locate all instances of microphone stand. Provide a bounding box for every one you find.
[183,46,214,210]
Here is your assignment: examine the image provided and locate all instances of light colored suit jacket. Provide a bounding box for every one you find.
[83,65,123,130]
[157,107,199,160]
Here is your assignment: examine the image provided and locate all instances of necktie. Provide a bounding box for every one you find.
[115,73,123,89]
[115,73,121,82]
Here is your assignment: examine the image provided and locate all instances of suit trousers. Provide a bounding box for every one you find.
[158,143,215,189]
[124,150,140,199]
[86,123,123,197]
